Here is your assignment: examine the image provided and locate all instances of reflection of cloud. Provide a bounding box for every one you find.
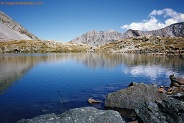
[123,65,173,80]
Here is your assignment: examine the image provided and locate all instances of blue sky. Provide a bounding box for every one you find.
[1,0,184,42]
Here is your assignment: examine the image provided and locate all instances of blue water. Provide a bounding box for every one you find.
[0,53,184,123]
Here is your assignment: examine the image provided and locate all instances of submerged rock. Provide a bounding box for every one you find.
[105,83,169,109]
[135,99,184,123]
[88,98,101,104]
[17,107,125,123]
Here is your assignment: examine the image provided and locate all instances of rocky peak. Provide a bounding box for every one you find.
[123,29,144,38]
[0,11,38,41]
[70,30,123,46]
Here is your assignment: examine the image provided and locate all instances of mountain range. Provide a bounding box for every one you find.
[0,10,184,53]
[0,11,38,41]
[70,22,184,46]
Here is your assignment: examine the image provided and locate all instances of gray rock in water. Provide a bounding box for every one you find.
[105,83,169,109]
[135,99,184,123]
[17,107,125,123]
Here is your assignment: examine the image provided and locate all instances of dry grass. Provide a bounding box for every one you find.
[0,40,90,53]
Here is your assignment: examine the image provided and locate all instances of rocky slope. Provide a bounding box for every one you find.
[96,36,184,54]
[0,11,38,41]
[70,22,184,46]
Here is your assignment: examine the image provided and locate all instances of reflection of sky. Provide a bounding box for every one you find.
[123,65,174,80]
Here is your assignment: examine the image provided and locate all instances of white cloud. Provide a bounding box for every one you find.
[121,8,184,31]
[149,10,164,16]
[149,8,178,17]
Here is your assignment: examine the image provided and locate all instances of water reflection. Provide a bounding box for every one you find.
[0,53,184,95]
[72,53,184,82]
[71,53,184,71]
[0,53,69,94]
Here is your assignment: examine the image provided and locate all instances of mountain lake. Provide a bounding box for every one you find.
[0,53,184,123]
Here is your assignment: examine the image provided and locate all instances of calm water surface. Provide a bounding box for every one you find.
[0,53,184,123]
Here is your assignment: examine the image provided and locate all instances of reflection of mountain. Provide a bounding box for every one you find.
[70,53,184,84]
[70,53,124,68]
[0,54,69,94]
[70,53,184,71]
[0,56,29,94]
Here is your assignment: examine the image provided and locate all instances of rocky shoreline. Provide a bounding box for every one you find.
[105,81,184,123]
[16,75,184,123]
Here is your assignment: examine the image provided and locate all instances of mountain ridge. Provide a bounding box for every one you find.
[70,22,184,46]
[144,22,184,37]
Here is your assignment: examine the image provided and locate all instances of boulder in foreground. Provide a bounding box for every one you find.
[105,83,169,109]
[17,107,125,123]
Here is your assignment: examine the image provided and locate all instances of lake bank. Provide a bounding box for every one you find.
[1,37,184,56]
